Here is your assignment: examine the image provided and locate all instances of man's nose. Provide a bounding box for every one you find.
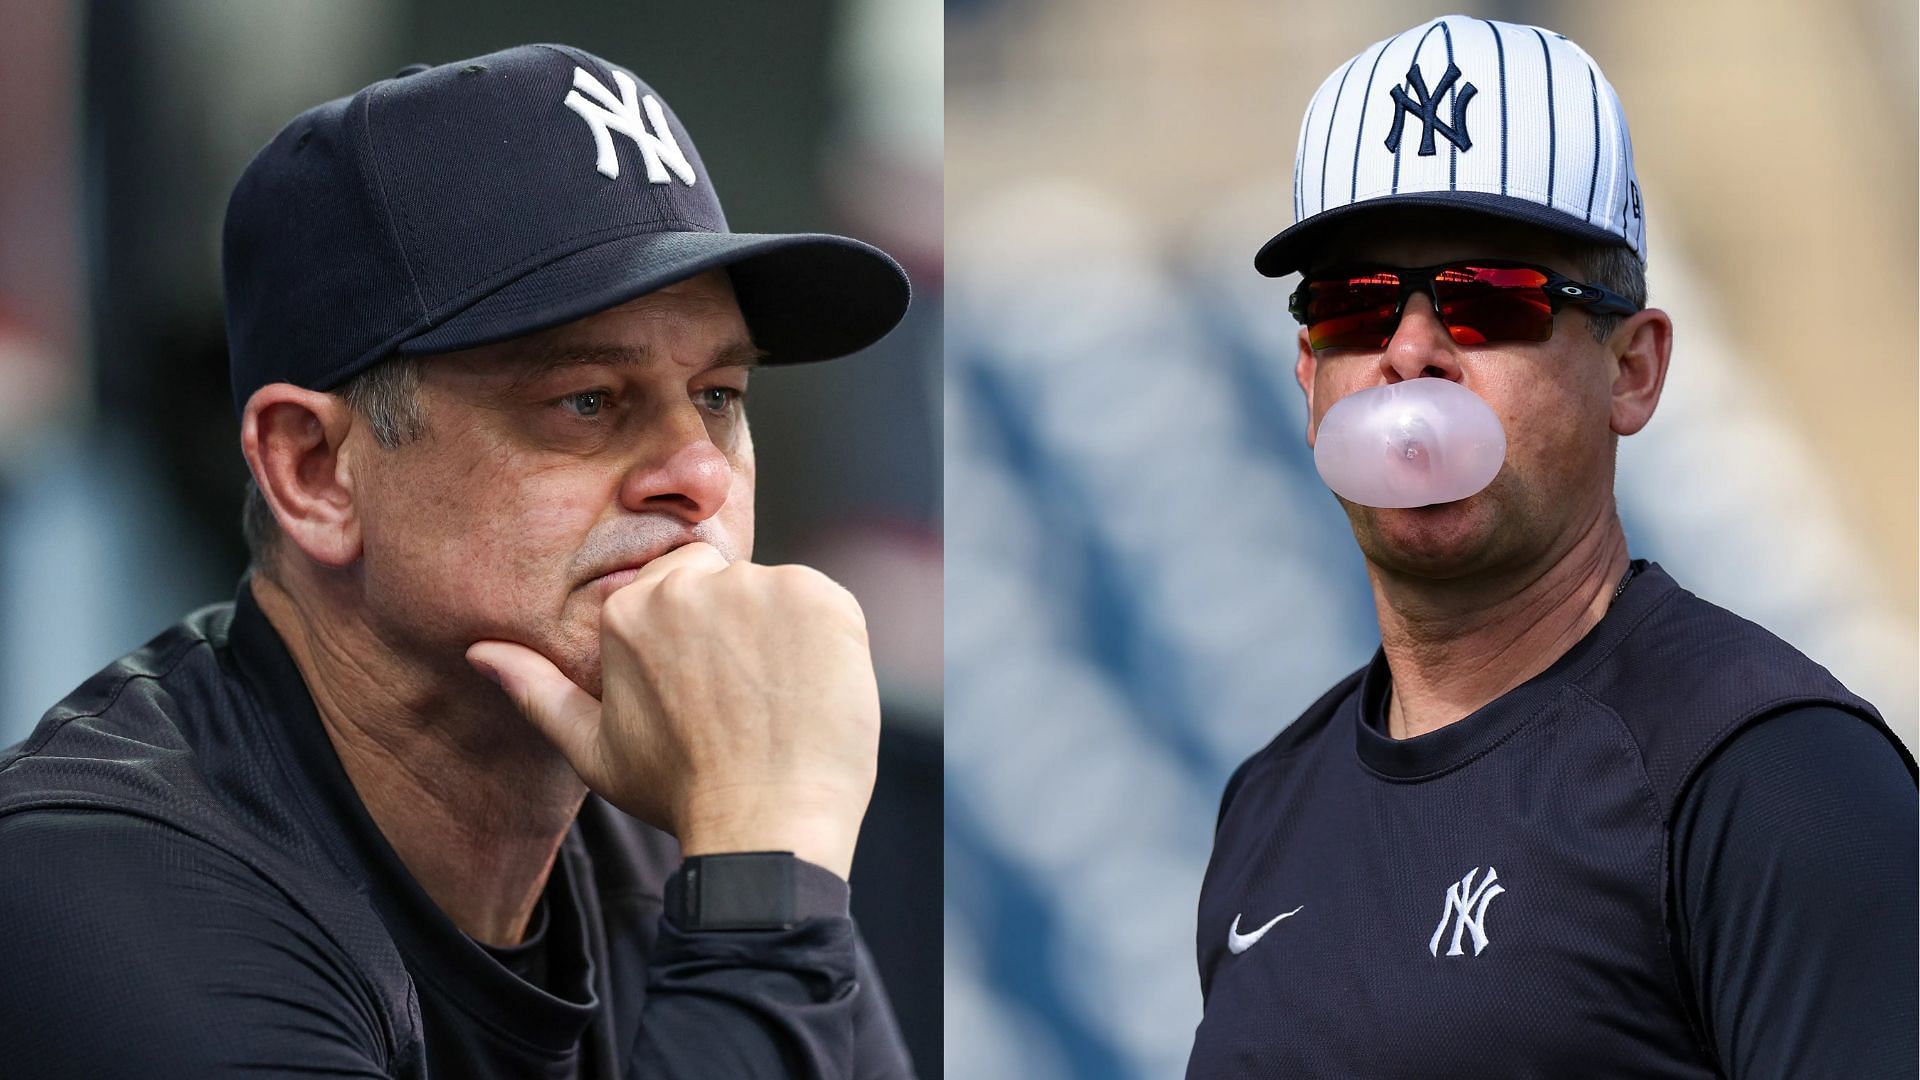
[1378,291,1464,384]
[616,404,733,521]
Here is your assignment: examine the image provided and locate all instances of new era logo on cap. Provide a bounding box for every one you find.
[1257,15,1644,277]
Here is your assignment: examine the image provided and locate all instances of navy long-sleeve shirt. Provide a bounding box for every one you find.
[0,579,913,1078]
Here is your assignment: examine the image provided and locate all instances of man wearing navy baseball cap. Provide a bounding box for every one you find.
[1190,16,1915,1078]
[1,46,914,1077]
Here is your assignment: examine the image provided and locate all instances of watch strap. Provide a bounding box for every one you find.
[666,852,851,931]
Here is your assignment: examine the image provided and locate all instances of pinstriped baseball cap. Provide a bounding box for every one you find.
[1256,15,1645,277]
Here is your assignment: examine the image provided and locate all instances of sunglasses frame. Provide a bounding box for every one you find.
[1287,259,1642,348]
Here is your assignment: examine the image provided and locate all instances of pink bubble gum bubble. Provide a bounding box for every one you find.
[1312,378,1506,509]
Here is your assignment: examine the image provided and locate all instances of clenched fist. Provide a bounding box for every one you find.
[466,542,881,881]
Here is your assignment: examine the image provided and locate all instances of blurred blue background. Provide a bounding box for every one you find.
[0,0,942,1073]
[943,1,1917,1076]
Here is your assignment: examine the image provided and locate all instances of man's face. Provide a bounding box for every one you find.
[351,269,758,696]
[1295,210,1623,581]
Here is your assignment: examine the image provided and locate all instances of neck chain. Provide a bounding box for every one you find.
[1612,561,1638,601]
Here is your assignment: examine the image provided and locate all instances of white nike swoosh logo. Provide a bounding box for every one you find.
[1227,906,1305,954]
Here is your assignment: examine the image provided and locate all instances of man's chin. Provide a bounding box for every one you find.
[1346,495,1505,578]
[529,608,605,699]
[539,650,603,701]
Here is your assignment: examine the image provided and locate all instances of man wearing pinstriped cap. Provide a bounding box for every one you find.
[1190,16,1915,1078]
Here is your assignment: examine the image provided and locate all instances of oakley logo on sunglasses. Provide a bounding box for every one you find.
[1384,62,1477,157]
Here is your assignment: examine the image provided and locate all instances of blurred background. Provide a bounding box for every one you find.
[944,0,1916,1077]
[0,0,940,1073]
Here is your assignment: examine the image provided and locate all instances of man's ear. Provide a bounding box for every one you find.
[1608,307,1672,437]
[240,383,362,569]
[1295,327,1320,448]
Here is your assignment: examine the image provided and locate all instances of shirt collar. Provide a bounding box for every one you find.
[224,575,601,1048]
[1352,559,1666,779]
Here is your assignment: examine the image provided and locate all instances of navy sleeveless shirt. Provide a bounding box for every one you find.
[1189,562,1915,1078]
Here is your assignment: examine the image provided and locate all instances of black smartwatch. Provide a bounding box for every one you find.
[664,852,850,932]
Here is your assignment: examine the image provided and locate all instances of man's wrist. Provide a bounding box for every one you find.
[677,801,860,880]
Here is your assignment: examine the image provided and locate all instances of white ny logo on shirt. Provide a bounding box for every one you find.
[1429,866,1505,957]
[562,67,697,185]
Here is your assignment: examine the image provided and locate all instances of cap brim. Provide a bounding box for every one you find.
[1254,191,1631,277]
[400,230,910,363]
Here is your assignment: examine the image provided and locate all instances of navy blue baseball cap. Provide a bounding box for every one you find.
[223,43,911,415]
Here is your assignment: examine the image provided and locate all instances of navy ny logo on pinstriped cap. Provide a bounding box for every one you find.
[1256,15,1645,278]
[1384,63,1477,156]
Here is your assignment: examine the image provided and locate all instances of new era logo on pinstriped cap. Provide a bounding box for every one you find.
[1255,15,1644,277]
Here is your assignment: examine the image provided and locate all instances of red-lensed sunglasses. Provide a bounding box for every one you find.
[1288,260,1640,352]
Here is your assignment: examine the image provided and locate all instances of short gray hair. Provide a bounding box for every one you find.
[242,355,427,578]
[1573,243,1647,344]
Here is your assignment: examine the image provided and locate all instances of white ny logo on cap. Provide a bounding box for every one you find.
[562,67,697,186]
